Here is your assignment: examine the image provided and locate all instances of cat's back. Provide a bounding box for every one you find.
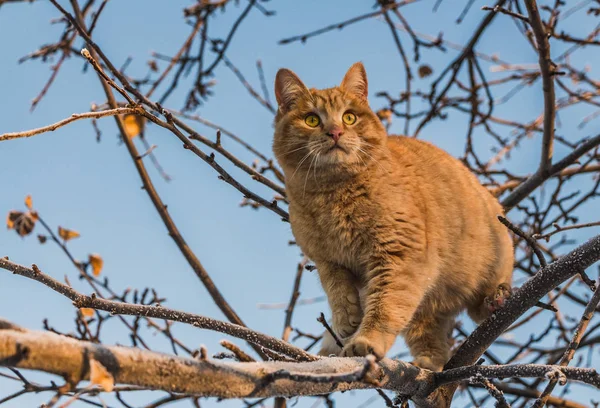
[386,135,501,211]
[384,135,507,267]
[387,135,471,180]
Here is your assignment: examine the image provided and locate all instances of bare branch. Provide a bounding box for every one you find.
[532,280,600,407]
[524,0,557,173]
[502,134,600,210]
[0,320,424,398]
[0,107,137,142]
[0,258,316,362]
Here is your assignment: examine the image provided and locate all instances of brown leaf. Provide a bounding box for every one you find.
[148,59,158,72]
[24,195,33,210]
[6,211,17,230]
[58,226,80,242]
[89,358,114,392]
[376,108,392,122]
[80,308,95,318]
[88,254,104,277]
[7,211,36,237]
[418,64,433,78]
[122,113,145,139]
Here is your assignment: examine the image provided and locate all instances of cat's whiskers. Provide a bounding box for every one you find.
[356,145,388,174]
[303,151,320,198]
[313,152,321,186]
[354,146,368,170]
[280,144,308,157]
[290,148,315,181]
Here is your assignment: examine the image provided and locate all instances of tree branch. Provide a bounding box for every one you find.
[0,320,418,398]
[0,107,138,142]
[424,233,600,407]
[502,133,600,210]
[0,258,315,363]
[524,0,557,173]
[1,320,598,403]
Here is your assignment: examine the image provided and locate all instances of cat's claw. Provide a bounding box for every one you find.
[484,283,512,313]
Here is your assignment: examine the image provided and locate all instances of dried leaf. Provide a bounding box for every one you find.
[147,59,158,72]
[88,254,103,277]
[7,211,36,237]
[89,358,114,392]
[58,226,80,242]
[122,113,145,139]
[418,64,433,78]
[24,195,33,210]
[6,211,17,229]
[80,308,95,318]
[376,108,392,122]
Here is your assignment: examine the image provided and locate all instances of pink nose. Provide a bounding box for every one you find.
[326,126,344,142]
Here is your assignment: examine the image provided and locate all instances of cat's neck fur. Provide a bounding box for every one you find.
[283,146,390,198]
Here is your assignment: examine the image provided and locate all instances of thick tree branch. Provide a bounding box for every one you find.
[0,258,315,362]
[425,233,600,407]
[0,321,417,397]
[450,233,600,367]
[1,321,598,403]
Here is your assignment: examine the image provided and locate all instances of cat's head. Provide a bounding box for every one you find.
[273,62,387,180]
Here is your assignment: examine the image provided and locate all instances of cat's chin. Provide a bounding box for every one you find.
[318,151,360,168]
[326,145,349,157]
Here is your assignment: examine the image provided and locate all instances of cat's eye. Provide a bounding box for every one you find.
[305,114,321,128]
[342,111,357,125]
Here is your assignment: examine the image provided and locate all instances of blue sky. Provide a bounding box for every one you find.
[1,1,599,406]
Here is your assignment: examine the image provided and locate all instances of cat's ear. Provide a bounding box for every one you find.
[340,62,368,101]
[275,69,310,112]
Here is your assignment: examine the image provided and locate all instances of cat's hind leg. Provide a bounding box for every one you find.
[468,242,514,323]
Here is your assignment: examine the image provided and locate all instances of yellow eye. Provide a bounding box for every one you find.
[342,112,357,125]
[305,114,320,128]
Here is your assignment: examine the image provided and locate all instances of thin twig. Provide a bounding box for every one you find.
[524,0,556,173]
[0,107,137,142]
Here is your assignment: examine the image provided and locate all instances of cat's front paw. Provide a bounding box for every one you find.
[341,331,393,359]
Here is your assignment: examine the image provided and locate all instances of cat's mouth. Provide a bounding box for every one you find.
[327,144,347,154]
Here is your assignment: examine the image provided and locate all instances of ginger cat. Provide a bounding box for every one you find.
[272,62,514,371]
